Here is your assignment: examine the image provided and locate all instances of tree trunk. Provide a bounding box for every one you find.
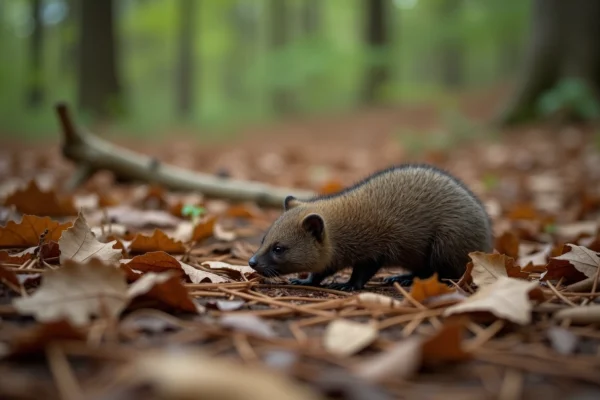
[176,0,196,118]
[302,0,320,35]
[362,0,389,105]
[498,0,600,125]
[77,0,122,118]
[270,0,295,114]
[26,0,44,108]
[439,0,463,88]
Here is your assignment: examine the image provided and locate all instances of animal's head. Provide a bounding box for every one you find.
[248,196,329,277]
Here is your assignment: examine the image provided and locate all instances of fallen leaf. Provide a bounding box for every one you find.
[0,215,71,248]
[323,319,378,356]
[549,244,600,279]
[355,292,403,308]
[58,212,122,264]
[192,215,216,242]
[121,251,183,274]
[105,206,182,229]
[355,322,469,382]
[213,222,237,242]
[201,261,256,280]
[518,243,552,267]
[128,271,200,314]
[129,350,321,400]
[13,259,129,326]
[444,277,545,325]
[555,221,598,239]
[3,180,77,216]
[225,204,262,219]
[421,292,468,308]
[546,327,579,355]
[409,274,455,303]
[0,264,21,293]
[468,252,509,286]
[495,231,520,258]
[220,314,275,338]
[129,229,186,254]
[318,179,344,195]
[180,261,229,284]
[6,320,85,357]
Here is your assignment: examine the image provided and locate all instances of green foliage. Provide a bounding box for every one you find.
[537,78,600,121]
[182,204,206,219]
[0,0,532,138]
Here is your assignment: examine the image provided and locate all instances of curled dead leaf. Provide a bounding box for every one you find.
[192,215,216,242]
[549,244,599,279]
[128,271,201,314]
[409,274,455,303]
[180,261,229,284]
[58,212,122,264]
[129,229,186,254]
[444,277,545,325]
[323,319,378,357]
[201,261,256,281]
[0,215,71,248]
[13,259,129,326]
[3,180,77,217]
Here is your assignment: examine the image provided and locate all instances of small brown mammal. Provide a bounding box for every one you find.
[248,164,493,291]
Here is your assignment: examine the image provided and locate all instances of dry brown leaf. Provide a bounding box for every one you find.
[0,264,21,293]
[409,273,455,303]
[201,261,256,280]
[220,314,276,338]
[180,261,229,284]
[468,252,509,286]
[495,231,520,258]
[121,251,182,274]
[105,206,181,229]
[444,277,544,325]
[213,222,237,242]
[192,215,216,242]
[355,292,403,308]
[6,320,86,357]
[13,259,129,326]
[518,243,552,268]
[0,215,72,248]
[128,271,201,313]
[3,180,77,216]
[129,350,321,400]
[318,179,344,195]
[225,204,262,219]
[58,212,122,264]
[355,322,469,382]
[129,229,186,254]
[323,319,378,356]
[549,244,600,279]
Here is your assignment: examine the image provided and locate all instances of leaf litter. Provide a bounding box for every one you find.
[3,118,600,399]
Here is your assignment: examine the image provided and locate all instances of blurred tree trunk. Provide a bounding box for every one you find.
[362,0,390,105]
[176,0,196,118]
[302,0,320,35]
[78,0,121,118]
[499,0,600,125]
[439,0,463,88]
[270,0,295,114]
[60,0,77,74]
[26,0,44,108]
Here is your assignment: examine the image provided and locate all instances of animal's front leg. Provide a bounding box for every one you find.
[328,261,381,291]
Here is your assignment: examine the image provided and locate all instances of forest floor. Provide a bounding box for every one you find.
[1,90,600,400]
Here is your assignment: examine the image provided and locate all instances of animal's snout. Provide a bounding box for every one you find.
[248,256,258,268]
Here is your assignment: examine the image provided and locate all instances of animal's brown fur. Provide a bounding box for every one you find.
[248,165,493,291]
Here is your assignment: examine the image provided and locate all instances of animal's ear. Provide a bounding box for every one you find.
[302,213,325,242]
[284,195,301,211]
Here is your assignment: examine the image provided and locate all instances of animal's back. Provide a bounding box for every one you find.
[307,165,493,278]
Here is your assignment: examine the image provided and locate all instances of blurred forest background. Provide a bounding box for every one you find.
[0,0,535,140]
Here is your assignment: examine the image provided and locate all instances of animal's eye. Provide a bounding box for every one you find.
[271,245,285,255]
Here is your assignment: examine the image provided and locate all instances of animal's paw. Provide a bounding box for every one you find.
[327,282,360,292]
[289,278,315,286]
[383,274,415,286]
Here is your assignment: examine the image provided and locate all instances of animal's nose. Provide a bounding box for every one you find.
[248,256,258,268]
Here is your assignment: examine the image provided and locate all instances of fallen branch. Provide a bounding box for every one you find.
[55,103,315,207]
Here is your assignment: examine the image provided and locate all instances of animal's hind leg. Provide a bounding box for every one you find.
[429,235,467,283]
[383,267,434,286]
